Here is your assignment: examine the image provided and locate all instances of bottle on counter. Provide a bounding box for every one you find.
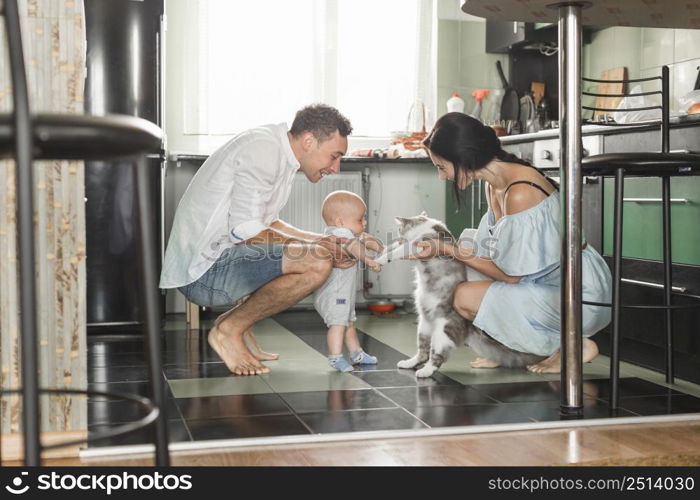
[483,88,503,126]
[470,89,490,122]
[446,92,465,114]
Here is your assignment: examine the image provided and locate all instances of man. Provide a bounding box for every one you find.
[160,104,359,375]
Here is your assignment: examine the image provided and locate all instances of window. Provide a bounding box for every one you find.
[183,0,435,138]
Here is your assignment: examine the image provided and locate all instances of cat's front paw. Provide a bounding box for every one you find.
[397,357,420,369]
[415,364,437,378]
[375,253,389,265]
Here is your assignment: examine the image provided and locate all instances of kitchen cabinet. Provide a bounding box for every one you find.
[595,259,700,385]
[485,20,527,53]
[601,123,700,266]
[445,179,488,238]
[596,124,700,383]
[603,177,700,266]
[485,20,568,53]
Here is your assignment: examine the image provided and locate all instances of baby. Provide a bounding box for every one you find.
[313,190,383,372]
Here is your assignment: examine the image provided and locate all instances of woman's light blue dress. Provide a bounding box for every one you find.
[459,191,612,356]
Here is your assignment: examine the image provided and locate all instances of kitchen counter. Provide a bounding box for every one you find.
[500,114,700,145]
[167,152,433,164]
[340,156,431,163]
[168,115,700,163]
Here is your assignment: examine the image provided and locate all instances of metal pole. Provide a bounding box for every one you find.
[662,66,670,154]
[662,175,674,383]
[5,0,42,465]
[610,168,624,409]
[135,158,170,465]
[661,66,674,384]
[558,3,584,415]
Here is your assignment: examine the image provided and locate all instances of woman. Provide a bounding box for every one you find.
[410,113,612,373]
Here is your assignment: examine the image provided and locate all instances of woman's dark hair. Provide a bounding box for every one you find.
[290,103,353,141]
[422,112,557,209]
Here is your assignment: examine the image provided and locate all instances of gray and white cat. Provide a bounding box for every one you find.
[379,212,545,378]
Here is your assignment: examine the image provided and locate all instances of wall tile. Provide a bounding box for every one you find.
[637,67,661,98]
[438,20,460,88]
[672,58,700,113]
[451,21,508,111]
[613,27,642,79]
[640,28,675,70]
[459,21,486,57]
[585,27,615,79]
[674,29,700,63]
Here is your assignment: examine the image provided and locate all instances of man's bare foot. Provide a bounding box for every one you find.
[243,328,279,361]
[527,339,599,374]
[469,357,500,369]
[208,326,270,376]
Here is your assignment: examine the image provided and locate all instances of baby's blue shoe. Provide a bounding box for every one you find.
[329,354,354,372]
[350,349,378,365]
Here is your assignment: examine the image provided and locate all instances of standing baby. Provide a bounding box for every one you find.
[313,191,384,372]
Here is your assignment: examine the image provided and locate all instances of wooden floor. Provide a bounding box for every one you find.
[8,420,700,466]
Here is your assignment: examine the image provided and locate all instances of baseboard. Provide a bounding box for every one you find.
[1,430,87,461]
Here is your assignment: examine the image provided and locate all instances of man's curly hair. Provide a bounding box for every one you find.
[289,104,353,141]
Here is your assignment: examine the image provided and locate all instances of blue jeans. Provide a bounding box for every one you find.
[178,244,285,307]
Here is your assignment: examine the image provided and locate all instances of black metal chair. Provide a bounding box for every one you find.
[0,0,169,465]
[581,66,700,409]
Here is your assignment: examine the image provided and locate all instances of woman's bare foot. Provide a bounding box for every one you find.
[470,357,500,368]
[243,328,279,361]
[526,351,560,374]
[208,325,270,376]
[526,339,599,374]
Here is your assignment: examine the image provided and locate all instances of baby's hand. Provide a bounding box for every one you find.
[360,232,384,254]
[366,259,381,273]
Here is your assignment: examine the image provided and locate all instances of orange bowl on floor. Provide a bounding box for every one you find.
[368,302,396,314]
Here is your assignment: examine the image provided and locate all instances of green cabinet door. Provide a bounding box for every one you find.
[445,180,488,238]
[603,176,700,265]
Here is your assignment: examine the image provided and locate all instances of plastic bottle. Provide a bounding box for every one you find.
[446,92,465,114]
[470,89,490,121]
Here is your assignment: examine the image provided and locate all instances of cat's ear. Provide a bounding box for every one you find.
[394,216,408,225]
[432,224,454,241]
[419,210,428,217]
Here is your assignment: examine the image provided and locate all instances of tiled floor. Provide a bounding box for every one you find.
[86,310,700,448]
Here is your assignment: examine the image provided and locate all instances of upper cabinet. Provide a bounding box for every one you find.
[485,20,590,53]
[486,21,527,53]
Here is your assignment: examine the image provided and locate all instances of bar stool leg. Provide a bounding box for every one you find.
[134,158,170,466]
[610,169,625,409]
[661,175,674,384]
[5,0,42,466]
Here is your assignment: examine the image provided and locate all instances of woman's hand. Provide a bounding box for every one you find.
[402,239,455,261]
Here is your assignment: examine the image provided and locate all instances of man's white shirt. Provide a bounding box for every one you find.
[159,123,299,288]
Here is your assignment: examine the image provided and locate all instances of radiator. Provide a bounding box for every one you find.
[278,172,365,306]
[279,172,364,233]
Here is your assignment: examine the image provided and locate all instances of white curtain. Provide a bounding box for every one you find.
[0,0,88,435]
[182,0,438,137]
